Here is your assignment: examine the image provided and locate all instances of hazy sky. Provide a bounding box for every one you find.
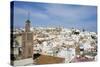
[12,1,97,32]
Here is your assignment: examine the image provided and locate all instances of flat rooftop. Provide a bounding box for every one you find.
[34,55,65,65]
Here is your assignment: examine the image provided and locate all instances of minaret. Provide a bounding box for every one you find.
[22,12,33,59]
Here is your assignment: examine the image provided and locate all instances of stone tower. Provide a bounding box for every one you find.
[22,19,33,59]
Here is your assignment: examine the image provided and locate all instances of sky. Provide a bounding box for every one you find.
[12,1,97,32]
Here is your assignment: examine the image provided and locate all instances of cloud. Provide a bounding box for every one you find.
[14,6,49,20]
[14,3,97,23]
[44,4,96,22]
[14,7,27,15]
[13,2,97,32]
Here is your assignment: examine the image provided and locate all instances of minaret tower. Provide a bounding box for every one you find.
[22,12,33,59]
